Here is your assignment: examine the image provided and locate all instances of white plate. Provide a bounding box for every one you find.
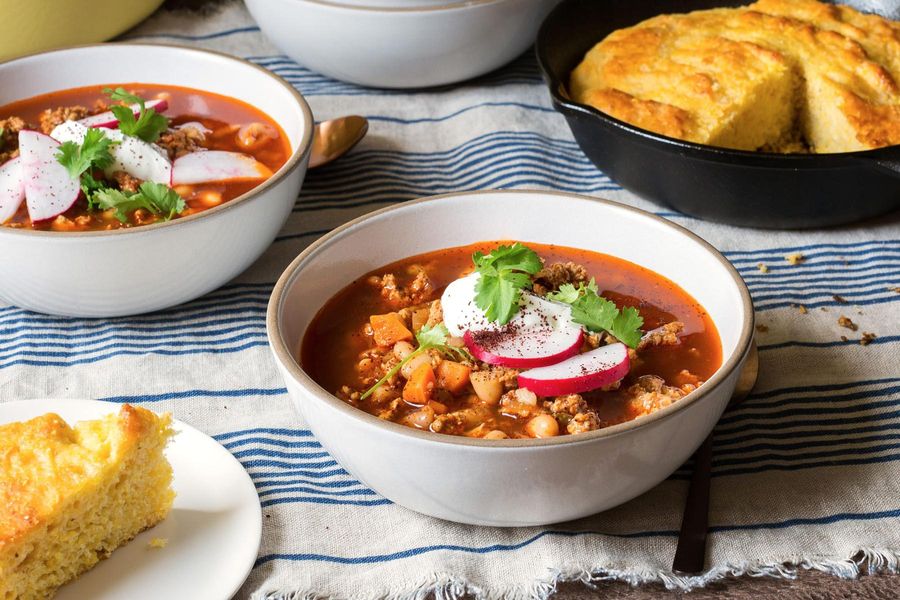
[1,399,262,600]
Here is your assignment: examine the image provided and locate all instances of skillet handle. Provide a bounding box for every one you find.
[859,146,900,179]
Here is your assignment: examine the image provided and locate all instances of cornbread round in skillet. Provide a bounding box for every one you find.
[0,405,173,600]
[570,0,900,153]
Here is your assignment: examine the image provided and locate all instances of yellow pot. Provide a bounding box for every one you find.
[0,0,165,61]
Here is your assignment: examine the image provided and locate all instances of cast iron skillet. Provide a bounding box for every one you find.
[536,0,900,229]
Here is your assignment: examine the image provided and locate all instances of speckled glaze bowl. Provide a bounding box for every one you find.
[0,44,314,317]
[267,190,754,526]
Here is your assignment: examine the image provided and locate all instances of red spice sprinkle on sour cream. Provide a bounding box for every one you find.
[441,273,584,369]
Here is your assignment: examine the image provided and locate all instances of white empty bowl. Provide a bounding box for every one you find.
[246,0,561,88]
[0,44,314,317]
[267,190,755,526]
[325,0,463,7]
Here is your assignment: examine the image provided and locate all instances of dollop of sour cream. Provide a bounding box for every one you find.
[440,273,576,338]
[441,273,487,336]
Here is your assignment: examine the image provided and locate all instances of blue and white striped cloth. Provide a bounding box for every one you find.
[3,2,900,598]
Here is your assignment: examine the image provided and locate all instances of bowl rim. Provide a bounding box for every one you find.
[286,0,507,13]
[533,0,900,164]
[0,42,314,239]
[267,189,756,449]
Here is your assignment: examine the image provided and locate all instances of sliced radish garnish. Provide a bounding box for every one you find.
[49,121,172,185]
[517,343,630,396]
[19,130,81,223]
[442,274,584,369]
[171,151,272,185]
[464,322,583,369]
[76,98,168,129]
[0,158,25,224]
[106,135,172,185]
[49,120,103,145]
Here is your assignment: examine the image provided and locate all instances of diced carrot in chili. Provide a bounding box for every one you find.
[369,312,412,347]
[402,362,435,406]
[436,361,471,394]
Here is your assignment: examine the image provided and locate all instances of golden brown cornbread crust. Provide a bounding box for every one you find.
[0,404,174,600]
[570,0,900,153]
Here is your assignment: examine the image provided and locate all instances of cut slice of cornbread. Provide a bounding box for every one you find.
[0,405,174,600]
[732,0,900,153]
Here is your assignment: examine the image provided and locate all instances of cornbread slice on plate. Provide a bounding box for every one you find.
[570,0,900,153]
[0,405,174,600]
[0,400,261,600]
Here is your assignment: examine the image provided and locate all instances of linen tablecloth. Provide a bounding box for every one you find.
[3,2,899,598]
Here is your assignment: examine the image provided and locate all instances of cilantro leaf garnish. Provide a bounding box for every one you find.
[94,188,146,222]
[138,181,186,219]
[548,278,644,348]
[473,243,543,275]
[361,323,471,400]
[103,87,168,143]
[610,306,644,349]
[80,172,108,211]
[55,127,118,208]
[95,182,186,223]
[55,127,116,179]
[472,243,542,325]
[104,87,144,106]
[546,278,599,304]
[569,290,619,332]
[415,323,450,347]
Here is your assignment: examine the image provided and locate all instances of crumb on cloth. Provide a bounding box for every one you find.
[838,316,858,331]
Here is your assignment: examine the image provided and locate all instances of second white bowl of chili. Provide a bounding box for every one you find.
[0,44,313,317]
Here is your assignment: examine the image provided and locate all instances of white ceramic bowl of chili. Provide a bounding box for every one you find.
[0,44,313,317]
[267,190,755,527]
[245,0,561,88]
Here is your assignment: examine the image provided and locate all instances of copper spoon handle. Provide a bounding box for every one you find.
[308,115,368,169]
[672,341,759,574]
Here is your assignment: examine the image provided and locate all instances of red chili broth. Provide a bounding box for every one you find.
[0,83,291,231]
[302,241,723,431]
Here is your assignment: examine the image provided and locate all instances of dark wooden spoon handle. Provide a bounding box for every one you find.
[672,432,713,574]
